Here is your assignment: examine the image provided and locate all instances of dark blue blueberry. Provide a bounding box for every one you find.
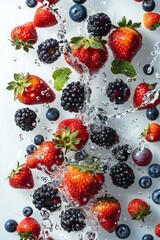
[4,219,18,233]
[34,134,44,145]
[46,108,60,121]
[146,108,159,121]
[143,64,154,75]
[142,234,154,240]
[148,163,160,178]
[115,224,131,239]
[142,0,155,12]
[73,0,87,3]
[22,206,33,217]
[69,4,87,22]
[139,176,152,189]
[26,144,37,155]
[152,189,160,204]
[26,0,37,8]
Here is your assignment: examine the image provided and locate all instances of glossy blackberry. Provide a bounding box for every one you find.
[32,184,61,212]
[90,124,119,148]
[61,81,85,112]
[14,108,37,131]
[111,144,132,162]
[60,208,86,232]
[37,38,61,64]
[87,13,112,37]
[109,162,135,189]
[106,79,131,104]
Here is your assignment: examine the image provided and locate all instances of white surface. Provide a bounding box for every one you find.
[1,0,160,239]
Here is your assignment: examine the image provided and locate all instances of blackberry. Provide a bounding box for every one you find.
[87,13,112,37]
[90,124,119,148]
[112,144,132,162]
[109,162,135,189]
[61,81,85,112]
[14,108,37,131]
[32,184,61,212]
[106,79,131,104]
[60,208,86,232]
[37,38,61,64]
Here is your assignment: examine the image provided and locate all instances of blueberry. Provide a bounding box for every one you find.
[34,134,44,145]
[139,176,152,189]
[142,0,155,12]
[4,219,18,233]
[26,144,37,155]
[22,206,33,217]
[26,0,37,8]
[73,0,87,3]
[46,108,60,121]
[115,224,131,239]
[143,64,154,75]
[146,108,159,121]
[69,4,87,22]
[148,163,160,178]
[142,234,154,240]
[152,189,160,204]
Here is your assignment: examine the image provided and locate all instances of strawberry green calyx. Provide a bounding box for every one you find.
[116,16,141,29]
[70,36,107,50]
[9,162,25,179]
[131,205,151,222]
[150,20,160,30]
[141,124,150,138]
[18,230,36,240]
[96,196,118,204]
[9,36,34,52]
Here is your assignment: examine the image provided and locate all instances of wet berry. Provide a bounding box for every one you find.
[142,234,154,240]
[26,144,37,155]
[4,219,18,233]
[115,224,131,239]
[139,176,152,189]
[22,206,33,217]
[152,189,160,204]
[143,64,154,75]
[148,163,160,178]
[132,147,152,166]
[146,108,159,121]
[46,108,60,121]
[69,4,87,22]
[26,0,37,8]
[14,108,37,131]
[34,134,44,145]
[142,0,156,12]
[111,144,132,162]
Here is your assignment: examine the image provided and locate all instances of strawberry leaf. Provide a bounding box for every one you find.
[52,67,72,91]
[111,59,137,78]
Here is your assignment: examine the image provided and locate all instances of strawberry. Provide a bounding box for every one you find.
[64,36,108,75]
[38,0,59,4]
[6,72,56,105]
[141,122,160,142]
[8,162,34,189]
[128,198,151,222]
[62,162,105,206]
[16,217,41,239]
[53,118,89,152]
[33,6,58,28]
[92,196,121,233]
[155,224,160,237]
[10,22,38,52]
[108,16,142,62]
[143,12,160,30]
[133,82,160,110]
[26,141,63,171]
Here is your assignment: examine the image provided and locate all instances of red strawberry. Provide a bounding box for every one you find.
[16,217,41,239]
[155,224,160,237]
[33,6,58,28]
[133,82,160,110]
[141,122,160,142]
[54,118,89,152]
[65,36,108,75]
[108,16,142,62]
[92,196,121,233]
[6,72,56,105]
[26,141,63,171]
[143,12,160,30]
[10,22,38,52]
[39,237,54,240]
[8,162,34,189]
[38,0,59,4]
[128,198,151,221]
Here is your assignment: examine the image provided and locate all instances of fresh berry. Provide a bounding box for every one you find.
[141,123,160,142]
[106,79,131,104]
[111,144,132,162]
[39,237,54,240]
[143,12,160,30]
[34,134,44,146]
[139,176,152,189]
[146,108,159,121]
[142,234,154,240]
[143,64,154,75]
[14,108,37,131]
[33,6,58,28]
[115,224,131,239]
[73,0,86,3]
[26,144,37,155]
[69,4,87,22]
[61,82,85,112]
[37,38,61,64]
[87,13,112,37]
[33,184,61,212]
[7,73,56,105]
[37,0,59,4]
[142,0,156,12]
[109,162,135,189]
[152,189,160,204]
[46,108,60,121]
[90,124,119,149]
[8,162,34,189]
[26,0,37,8]
[92,196,121,233]
[134,0,143,1]
[4,219,18,233]
[148,163,160,178]
[128,198,151,221]
[132,147,152,166]
[10,22,38,52]
[65,36,108,75]
[155,224,160,237]
[22,206,33,217]
[26,141,63,171]
[60,208,86,232]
